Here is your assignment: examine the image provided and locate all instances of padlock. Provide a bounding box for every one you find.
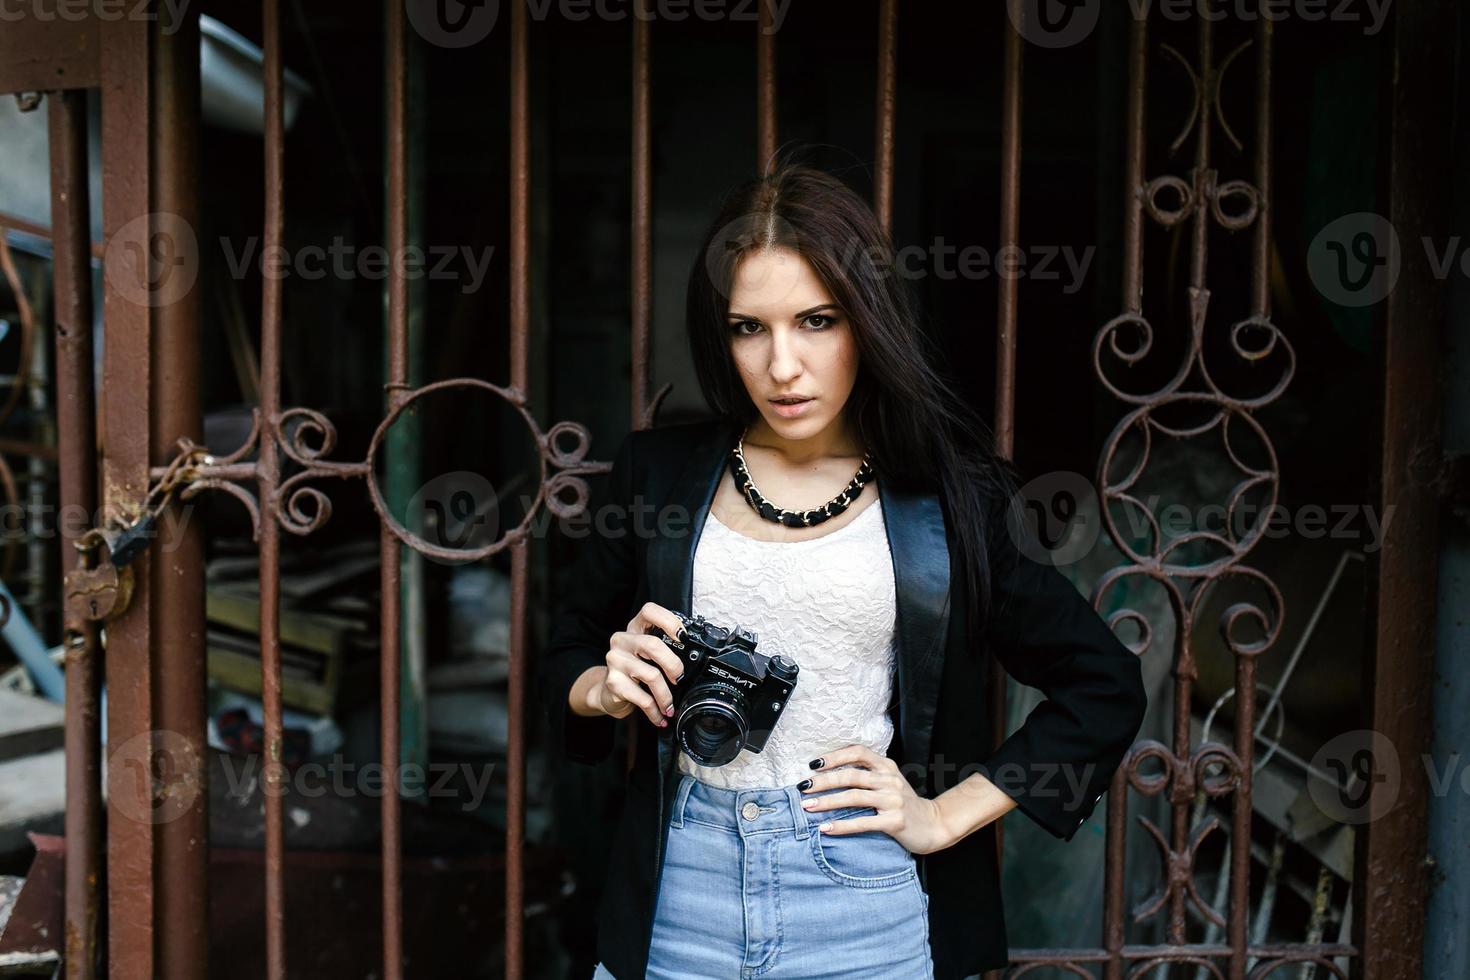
[106,511,159,568]
[64,560,135,623]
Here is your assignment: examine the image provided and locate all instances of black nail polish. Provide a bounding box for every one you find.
[797,778,812,791]
[809,758,823,770]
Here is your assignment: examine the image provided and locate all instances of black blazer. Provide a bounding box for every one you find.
[542,416,1147,980]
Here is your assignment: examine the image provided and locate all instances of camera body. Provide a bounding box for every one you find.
[647,611,799,767]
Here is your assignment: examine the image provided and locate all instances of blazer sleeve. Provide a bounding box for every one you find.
[972,494,1148,842]
[540,429,640,767]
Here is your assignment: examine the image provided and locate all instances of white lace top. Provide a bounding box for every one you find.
[678,497,899,788]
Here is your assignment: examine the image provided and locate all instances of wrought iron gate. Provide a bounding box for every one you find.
[0,1,1449,977]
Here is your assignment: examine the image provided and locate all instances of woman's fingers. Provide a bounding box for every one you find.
[611,631,686,687]
[627,601,686,645]
[602,666,664,727]
[799,766,882,795]
[607,646,677,717]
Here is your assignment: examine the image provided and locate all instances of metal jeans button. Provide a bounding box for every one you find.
[741,801,760,821]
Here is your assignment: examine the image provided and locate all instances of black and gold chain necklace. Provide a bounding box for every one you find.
[727,429,875,528]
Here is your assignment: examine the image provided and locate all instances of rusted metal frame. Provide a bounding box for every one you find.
[756,0,776,169]
[1184,8,1218,960]
[382,1,408,976]
[624,0,651,780]
[49,87,103,980]
[1355,1,1453,977]
[0,213,104,261]
[507,0,531,976]
[98,15,156,978]
[1101,16,1150,980]
[872,0,896,235]
[149,9,209,976]
[258,2,288,976]
[986,11,1023,927]
[632,0,652,429]
[0,7,100,94]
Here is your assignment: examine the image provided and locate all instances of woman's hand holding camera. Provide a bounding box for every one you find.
[587,601,688,728]
[798,744,957,855]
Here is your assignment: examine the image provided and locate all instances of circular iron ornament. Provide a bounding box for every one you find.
[1009,963,1096,979]
[1097,396,1283,577]
[1248,956,1351,979]
[1210,178,1261,231]
[363,377,606,562]
[1202,681,1287,774]
[1141,174,1195,227]
[1127,955,1228,980]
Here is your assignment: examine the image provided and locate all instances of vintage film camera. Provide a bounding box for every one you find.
[646,611,799,767]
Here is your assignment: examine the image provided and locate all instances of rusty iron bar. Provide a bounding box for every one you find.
[49,87,102,980]
[986,10,1023,928]
[1357,1,1452,976]
[507,0,531,976]
[632,0,651,428]
[873,0,896,235]
[0,212,104,260]
[756,0,776,169]
[150,9,209,976]
[99,16,157,976]
[0,8,100,93]
[1101,30,1148,980]
[625,0,653,779]
[382,1,409,977]
[1121,11,1148,317]
[258,1,288,976]
[1178,9,1216,955]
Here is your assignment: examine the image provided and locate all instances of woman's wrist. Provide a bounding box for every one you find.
[569,664,609,718]
[930,772,1020,848]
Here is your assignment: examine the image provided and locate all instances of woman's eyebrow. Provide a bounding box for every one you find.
[726,303,842,321]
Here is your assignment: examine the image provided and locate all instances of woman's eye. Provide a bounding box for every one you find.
[805,314,834,330]
[730,320,761,336]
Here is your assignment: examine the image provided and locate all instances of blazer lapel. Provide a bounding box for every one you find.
[645,417,953,783]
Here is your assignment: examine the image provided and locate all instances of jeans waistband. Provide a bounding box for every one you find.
[668,771,866,839]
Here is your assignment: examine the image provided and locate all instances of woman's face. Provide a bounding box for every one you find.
[725,247,861,446]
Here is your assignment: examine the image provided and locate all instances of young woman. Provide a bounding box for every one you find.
[544,163,1148,980]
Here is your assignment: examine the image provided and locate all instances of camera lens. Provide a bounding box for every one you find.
[675,685,749,767]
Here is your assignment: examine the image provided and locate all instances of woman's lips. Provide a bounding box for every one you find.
[769,397,815,418]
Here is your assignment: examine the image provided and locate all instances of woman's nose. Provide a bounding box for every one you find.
[768,330,802,382]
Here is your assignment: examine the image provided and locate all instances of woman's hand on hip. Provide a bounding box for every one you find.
[590,602,688,727]
[797,744,956,855]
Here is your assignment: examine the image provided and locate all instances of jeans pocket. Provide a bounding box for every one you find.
[809,807,917,888]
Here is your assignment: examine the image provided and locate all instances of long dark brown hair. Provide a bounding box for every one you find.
[684,158,1022,641]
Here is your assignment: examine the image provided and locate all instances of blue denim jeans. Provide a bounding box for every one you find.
[592,770,934,979]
